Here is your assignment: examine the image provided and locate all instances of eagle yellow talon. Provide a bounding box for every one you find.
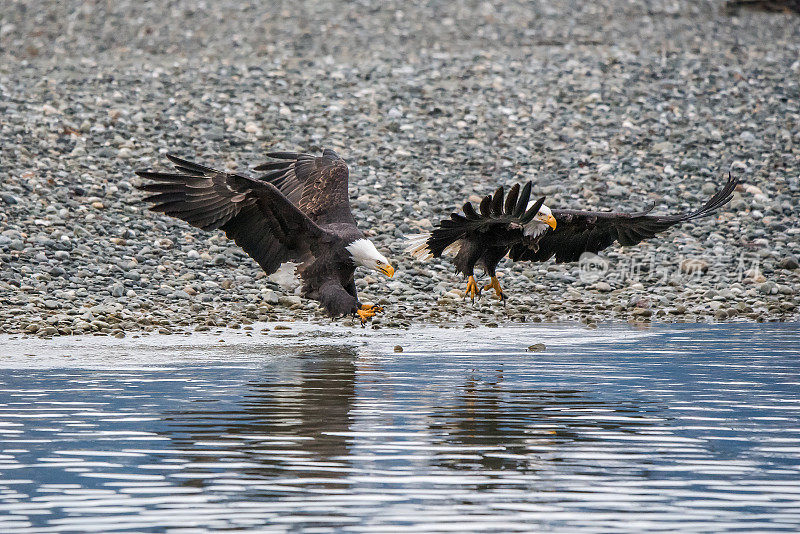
[484,276,506,301]
[356,304,383,325]
[464,275,480,303]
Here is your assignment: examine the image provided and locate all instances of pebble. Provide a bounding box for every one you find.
[739,131,756,143]
[758,282,777,295]
[778,256,799,270]
[262,290,279,304]
[278,296,302,307]
[680,259,710,274]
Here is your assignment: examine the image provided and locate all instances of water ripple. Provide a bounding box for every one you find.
[0,323,798,532]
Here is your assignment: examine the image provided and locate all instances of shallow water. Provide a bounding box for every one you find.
[0,323,798,533]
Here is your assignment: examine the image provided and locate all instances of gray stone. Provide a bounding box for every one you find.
[111,283,125,297]
[777,256,799,270]
[758,282,777,295]
[278,296,303,307]
[739,131,756,143]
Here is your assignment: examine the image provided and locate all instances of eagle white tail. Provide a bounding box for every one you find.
[404,233,433,260]
[405,233,462,260]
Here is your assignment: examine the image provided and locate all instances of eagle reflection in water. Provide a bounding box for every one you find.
[427,374,657,475]
[162,347,358,493]
[161,350,657,492]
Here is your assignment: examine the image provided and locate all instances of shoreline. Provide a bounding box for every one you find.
[2,321,797,368]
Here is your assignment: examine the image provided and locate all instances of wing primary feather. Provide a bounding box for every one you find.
[491,186,504,216]
[659,172,739,223]
[504,183,520,215]
[463,202,480,220]
[138,183,189,193]
[182,198,238,222]
[143,192,187,204]
[521,196,546,224]
[135,171,204,182]
[264,151,304,160]
[253,161,289,171]
[173,165,205,175]
[149,200,186,214]
[479,195,492,217]
[514,182,532,217]
[685,172,738,220]
[165,154,217,174]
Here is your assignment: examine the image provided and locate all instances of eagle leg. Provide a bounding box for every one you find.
[483,276,506,303]
[355,304,384,326]
[464,275,481,304]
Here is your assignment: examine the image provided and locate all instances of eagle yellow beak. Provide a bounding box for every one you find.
[545,214,557,230]
[379,264,395,278]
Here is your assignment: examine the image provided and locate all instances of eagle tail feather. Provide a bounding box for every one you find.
[404,233,433,260]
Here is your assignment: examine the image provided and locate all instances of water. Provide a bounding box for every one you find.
[0,323,798,532]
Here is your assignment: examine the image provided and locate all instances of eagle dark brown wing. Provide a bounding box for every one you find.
[509,173,738,263]
[253,148,354,225]
[136,154,336,275]
[419,182,546,258]
[725,0,800,14]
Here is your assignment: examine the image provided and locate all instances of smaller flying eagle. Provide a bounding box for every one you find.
[136,150,394,324]
[407,174,738,302]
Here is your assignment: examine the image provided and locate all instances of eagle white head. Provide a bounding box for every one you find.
[523,202,557,237]
[346,239,395,277]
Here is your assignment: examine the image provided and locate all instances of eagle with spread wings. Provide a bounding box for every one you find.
[136,150,394,323]
[407,174,738,302]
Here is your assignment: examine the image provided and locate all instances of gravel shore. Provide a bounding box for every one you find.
[1,1,798,337]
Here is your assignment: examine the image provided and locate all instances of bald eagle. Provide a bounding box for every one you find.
[136,150,394,323]
[407,174,738,301]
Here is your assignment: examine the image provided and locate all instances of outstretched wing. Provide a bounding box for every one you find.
[253,148,354,225]
[725,1,800,14]
[414,182,544,258]
[136,154,338,275]
[510,173,738,263]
